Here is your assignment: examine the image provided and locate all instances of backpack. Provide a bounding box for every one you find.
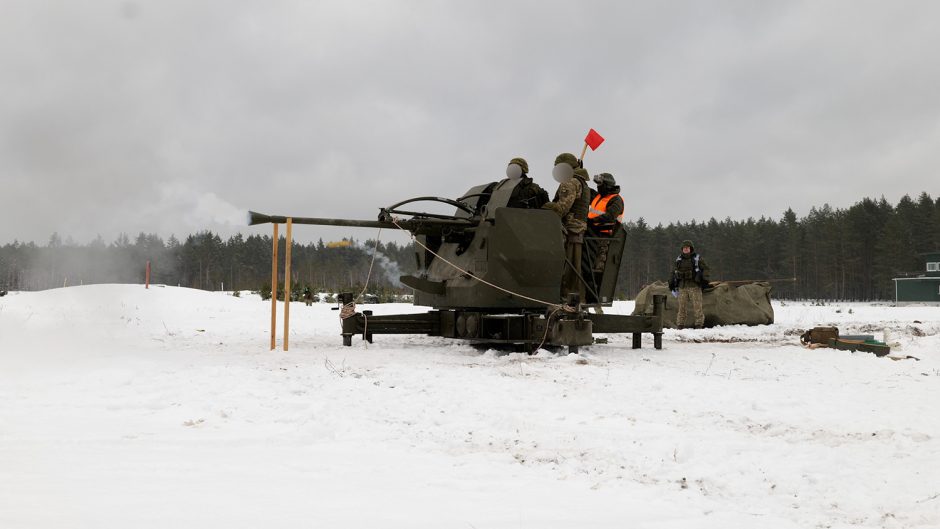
[800,326,839,346]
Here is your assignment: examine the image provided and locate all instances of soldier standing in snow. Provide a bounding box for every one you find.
[303,286,314,306]
[669,240,709,328]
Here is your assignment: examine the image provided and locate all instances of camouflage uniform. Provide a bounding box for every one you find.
[303,286,314,306]
[669,239,708,328]
[543,153,590,301]
[505,157,549,209]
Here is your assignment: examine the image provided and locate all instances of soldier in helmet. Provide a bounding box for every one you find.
[504,157,549,209]
[303,286,314,306]
[587,172,624,273]
[543,153,591,301]
[668,239,709,329]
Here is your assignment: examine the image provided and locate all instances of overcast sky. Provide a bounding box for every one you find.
[2,0,939,245]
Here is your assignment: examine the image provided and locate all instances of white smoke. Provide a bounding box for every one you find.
[356,240,403,288]
[130,180,246,236]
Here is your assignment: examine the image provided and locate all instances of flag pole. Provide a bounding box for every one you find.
[579,143,589,162]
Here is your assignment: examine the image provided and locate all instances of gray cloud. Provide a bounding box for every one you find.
[2,0,938,245]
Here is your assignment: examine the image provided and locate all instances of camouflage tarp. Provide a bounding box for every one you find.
[632,280,774,328]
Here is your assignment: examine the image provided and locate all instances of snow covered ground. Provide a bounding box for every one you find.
[1,285,938,528]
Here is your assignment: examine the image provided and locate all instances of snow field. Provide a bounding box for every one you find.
[1,285,938,528]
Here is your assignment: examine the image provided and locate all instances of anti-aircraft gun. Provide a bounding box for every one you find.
[249,177,664,353]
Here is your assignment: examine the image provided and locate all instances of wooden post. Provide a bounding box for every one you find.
[145,260,151,289]
[283,218,293,351]
[271,223,279,350]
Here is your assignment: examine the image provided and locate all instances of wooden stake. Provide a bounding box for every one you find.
[283,218,293,351]
[579,142,589,162]
[145,260,151,289]
[270,223,278,350]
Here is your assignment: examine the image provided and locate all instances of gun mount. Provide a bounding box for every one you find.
[251,178,664,352]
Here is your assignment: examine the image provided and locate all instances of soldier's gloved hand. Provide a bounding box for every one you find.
[671,290,678,298]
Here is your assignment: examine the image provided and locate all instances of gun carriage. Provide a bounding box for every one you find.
[250,177,664,353]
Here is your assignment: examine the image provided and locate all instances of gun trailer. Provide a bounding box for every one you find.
[250,179,664,353]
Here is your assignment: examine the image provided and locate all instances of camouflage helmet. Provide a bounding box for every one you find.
[681,239,694,251]
[508,157,528,174]
[593,172,616,187]
[554,152,579,169]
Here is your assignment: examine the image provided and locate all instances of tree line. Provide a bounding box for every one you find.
[0,232,416,300]
[2,192,938,301]
[619,192,940,300]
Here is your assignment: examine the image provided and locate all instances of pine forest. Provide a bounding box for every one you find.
[2,192,939,302]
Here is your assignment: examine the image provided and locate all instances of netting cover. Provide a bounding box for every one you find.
[632,281,774,328]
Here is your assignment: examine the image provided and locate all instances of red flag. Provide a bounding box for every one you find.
[584,128,605,151]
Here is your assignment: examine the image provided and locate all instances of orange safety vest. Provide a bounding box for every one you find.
[588,194,624,234]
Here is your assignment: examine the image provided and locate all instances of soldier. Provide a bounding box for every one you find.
[303,286,314,306]
[587,172,624,273]
[504,157,549,209]
[543,153,591,302]
[668,240,709,329]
